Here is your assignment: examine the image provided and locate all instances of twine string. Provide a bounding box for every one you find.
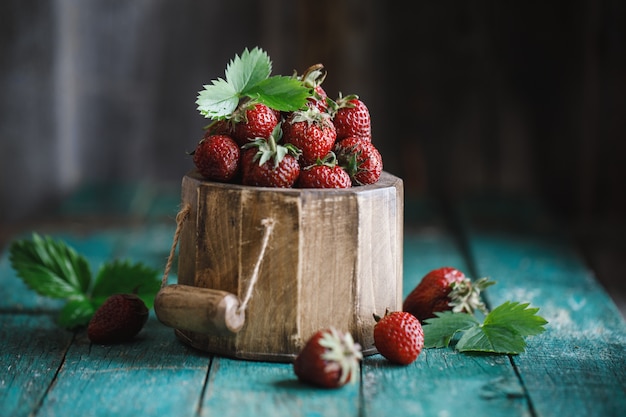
[161,204,191,289]
[237,217,275,314]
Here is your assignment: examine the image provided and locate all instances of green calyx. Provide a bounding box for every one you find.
[448,277,496,315]
[243,123,301,168]
[196,47,311,120]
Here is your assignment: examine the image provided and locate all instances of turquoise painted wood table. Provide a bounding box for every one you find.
[1,185,625,417]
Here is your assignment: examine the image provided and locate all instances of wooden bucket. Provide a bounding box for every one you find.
[155,169,403,362]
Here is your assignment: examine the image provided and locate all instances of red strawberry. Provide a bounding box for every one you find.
[402,267,494,322]
[241,123,301,188]
[231,102,280,146]
[330,94,371,141]
[87,294,149,344]
[300,63,329,112]
[192,134,241,182]
[373,310,424,365]
[283,107,337,166]
[297,152,351,189]
[293,327,362,388]
[334,136,383,185]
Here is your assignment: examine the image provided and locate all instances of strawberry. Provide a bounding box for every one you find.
[334,136,383,185]
[299,63,329,112]
[241,123,301,188]
[402,267,494,322]
[231,102,280,146]
[192,134,241,182]
[87,294,149,344]
[282,107,337,166]
[373,310,424,365]
[330,94,371,141]
[293,327,362,388]
[298,153,352,189]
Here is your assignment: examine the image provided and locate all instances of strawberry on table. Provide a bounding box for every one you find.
[283,107,337,166]
[373,310,424,365]
[403,266,495,322]
[293,327,362,388]
[88,294,149,344]
[334,136,383,186]
[192,134,241,182]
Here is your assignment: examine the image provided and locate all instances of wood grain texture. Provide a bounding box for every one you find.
[174,170,403,361]
[456,196,626,417]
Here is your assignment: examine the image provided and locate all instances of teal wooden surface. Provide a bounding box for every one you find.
[1,189,625,417]
[456,195,626,417]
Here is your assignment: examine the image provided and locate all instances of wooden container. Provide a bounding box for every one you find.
[157,169,403,362]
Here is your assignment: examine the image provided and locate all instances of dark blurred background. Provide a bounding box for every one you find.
[1,1,625,306]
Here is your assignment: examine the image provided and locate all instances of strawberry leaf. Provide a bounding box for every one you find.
[91,260,161,309]
[227,47,272,93]
[9,233,92,299]
[456,324,526,354]
[423,311,479,348]
[58,298,96,329]
[196,47,310,119]
[422,301,548,354]
[484,301,548,336]
[247,76,311,112]
[196,78,239,119]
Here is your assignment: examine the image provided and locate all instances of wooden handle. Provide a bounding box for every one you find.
[154,285,245,334]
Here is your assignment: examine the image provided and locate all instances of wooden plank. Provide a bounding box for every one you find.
[36,316,210,417]
[200,357,360,417]
[456,196,626,417]
[0,314,72,417]
[362,198,532,417]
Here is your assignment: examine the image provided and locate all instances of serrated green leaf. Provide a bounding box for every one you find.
[91,260,161,309]
[456,324,527,354]
[423,311,480,348]
[58,298,95,329]
[227,47,272,93]
[246,76,311,111]
[196,79,239,119]
[8,233,92,299]
[484,301,548,337]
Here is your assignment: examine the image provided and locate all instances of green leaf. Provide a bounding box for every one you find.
[196,47,311,119]
[91,260,161,309]
[484,301,548,337]
[423,301,548,355]
[8,233,92,299]
[246,76,311,111]
[227,47,272,93]
[58,298,96,329]
[456,324,527,354]
[423,311,480,348]
[196,79,239,119]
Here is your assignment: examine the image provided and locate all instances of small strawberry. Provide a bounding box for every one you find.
[330,94,371,141]
[373,310,424,365]
[402,267,495,322]
[297,152,351,189]
[241,123,301,188]
[87,294,149,344]
[231,102,280,146]
[334,136,383,186]
[192,134,241,182]
[299,63,329,112]
[283,107,337,166]
[293,327,362,388]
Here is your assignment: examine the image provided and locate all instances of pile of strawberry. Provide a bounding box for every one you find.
[191,49,382,189]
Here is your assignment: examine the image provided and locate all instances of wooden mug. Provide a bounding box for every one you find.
[155,170,403,362]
